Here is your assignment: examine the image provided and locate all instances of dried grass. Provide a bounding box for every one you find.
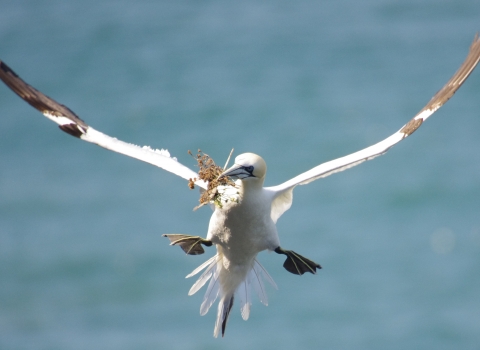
[188,150,236,210]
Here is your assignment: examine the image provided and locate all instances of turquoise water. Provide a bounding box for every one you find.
[1,1,480,349]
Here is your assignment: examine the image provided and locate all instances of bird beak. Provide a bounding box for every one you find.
[218,164,253,180]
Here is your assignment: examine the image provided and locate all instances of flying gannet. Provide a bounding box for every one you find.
[1,34,480,338]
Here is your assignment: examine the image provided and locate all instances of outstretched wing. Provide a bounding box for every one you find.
[0,60,207,190]
[266,34,480,223]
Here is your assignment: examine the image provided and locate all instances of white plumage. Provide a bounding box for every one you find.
[0,34,479,337]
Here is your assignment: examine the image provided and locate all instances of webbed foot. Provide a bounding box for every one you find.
[274,247,321,275]
[163,234,212,255]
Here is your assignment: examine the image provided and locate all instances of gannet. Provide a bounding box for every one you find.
[1,34,479,338]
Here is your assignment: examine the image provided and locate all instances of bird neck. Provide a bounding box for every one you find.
[238,178,264,199]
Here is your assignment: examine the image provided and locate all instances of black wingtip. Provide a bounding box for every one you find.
[59,123,85,138]
[0,61,19,77]
[0,60,89,132]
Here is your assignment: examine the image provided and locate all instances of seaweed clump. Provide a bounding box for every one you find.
[188,150,237,210]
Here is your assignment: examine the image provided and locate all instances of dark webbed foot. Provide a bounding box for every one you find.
[274,247,321,275]
[163,234,212,255]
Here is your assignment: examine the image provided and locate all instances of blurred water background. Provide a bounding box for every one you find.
[1,1,480,349]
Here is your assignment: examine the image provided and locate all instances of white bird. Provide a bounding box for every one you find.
[1,35,480,337]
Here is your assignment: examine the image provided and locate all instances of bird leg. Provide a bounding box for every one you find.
[274,247,321,275]
[163,234,212,255]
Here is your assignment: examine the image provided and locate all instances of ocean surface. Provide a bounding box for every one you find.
[1,1,480,349]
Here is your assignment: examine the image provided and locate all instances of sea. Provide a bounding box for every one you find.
[1,1,480,349]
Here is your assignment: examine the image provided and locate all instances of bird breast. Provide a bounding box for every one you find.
[207,189,279,264]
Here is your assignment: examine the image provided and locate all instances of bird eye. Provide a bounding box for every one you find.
[245,166,254,173]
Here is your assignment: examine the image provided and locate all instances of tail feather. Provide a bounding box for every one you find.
[237,278,251,320]
[186,254,218,279]
[186,255,277,337]
[188,255,219,295]
[254,258,278,290]
[200,265,220,316]
[214,295,234,338]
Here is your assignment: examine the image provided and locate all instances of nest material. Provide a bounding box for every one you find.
[188,150,236,210]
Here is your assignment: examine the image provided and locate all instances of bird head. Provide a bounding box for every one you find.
[219,153,266,181]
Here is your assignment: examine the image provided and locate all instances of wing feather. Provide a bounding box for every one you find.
[0,60,207,189]
[267,34,480,223]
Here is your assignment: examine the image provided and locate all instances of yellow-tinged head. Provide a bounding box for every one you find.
[219,153,267,181]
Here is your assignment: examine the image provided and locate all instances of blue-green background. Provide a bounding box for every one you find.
[1,1,480,349]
